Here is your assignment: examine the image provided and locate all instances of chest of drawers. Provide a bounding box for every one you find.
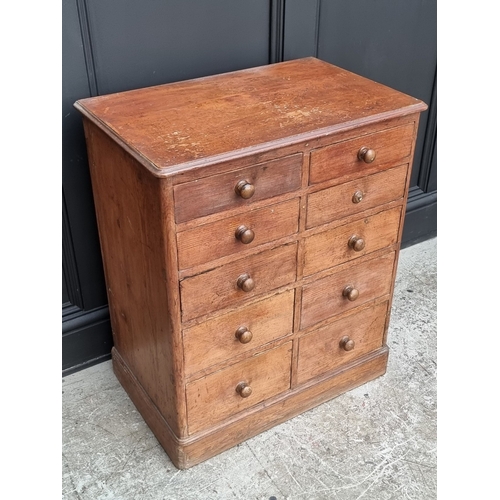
[75,57,427,469]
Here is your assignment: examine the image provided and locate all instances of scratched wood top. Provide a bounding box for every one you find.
[75,57,426,176]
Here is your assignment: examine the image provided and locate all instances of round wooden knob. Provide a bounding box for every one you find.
[358,147,376,163]
[339,336,355,351]
[235,180,255,199]
[237,273,255,292]
[348,235,365,252]
[236,382,252,398]
[235,326,253,344]
[343,285,359,301]
[235,225,255,244]
[352,190,364,204]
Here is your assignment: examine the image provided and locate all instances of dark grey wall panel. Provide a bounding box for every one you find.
[270,0,285,63]
[283,0,319,60]
[427,138,437,193]
[86,0,271,95]
[62,306,112,375]
[316,0,437,188]
[62,0,110,374]
[402,199,437,247]
[63,0,108,310]
[419,73,437,193]
[63,270,70,305]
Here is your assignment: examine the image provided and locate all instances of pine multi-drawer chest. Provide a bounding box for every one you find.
[75,57,427,469]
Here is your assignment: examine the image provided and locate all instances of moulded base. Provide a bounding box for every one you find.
[112,346,389,469]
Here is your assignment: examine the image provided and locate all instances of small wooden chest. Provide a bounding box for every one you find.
[75,58,427,469]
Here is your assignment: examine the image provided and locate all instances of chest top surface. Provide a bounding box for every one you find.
[74,57,426,175]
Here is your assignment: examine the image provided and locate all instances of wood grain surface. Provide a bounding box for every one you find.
[83,121,187,435]
[303,206,402,276]
[296,301,388,384]
[183,290,294,376]
[74,58,426,176]
[300,252,396,330]
[309,122,415,185]
[177,198,300,269]
[173,154,302,222]
[186,342,293,434]
[306,164,408,228]
[180,243,297,321]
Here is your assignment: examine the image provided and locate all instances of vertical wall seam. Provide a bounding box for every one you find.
[62,188,85,310]
[76,0,99,96]
[314,0,321,58]
[418,66,437,192]
[270,0,285,63]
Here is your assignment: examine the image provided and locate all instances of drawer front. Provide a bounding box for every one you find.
[303,206,402,277]
[306,164,407,229]
[300,252,395,330]
[296,301,388,385]
[309,122,414,185]
[180,243,297,321]
[177,199,300,270]
[183,290,294,376]
[186,342,292,434]
[173,154,302,223]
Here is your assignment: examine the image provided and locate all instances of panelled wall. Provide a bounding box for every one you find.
[62,0,436,374]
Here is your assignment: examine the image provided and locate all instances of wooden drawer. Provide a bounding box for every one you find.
[309,122,414,185]
[177,199,299,270]
[183,290,294,376]
[306,164,407,229]
[173,154,302,223]
[303,206,402,276]
[186,342,292,434]
[180,242,297,321]
[300,252,395,330]
[296,302,388,385]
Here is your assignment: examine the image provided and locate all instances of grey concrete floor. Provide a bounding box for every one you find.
[62,237,437,500]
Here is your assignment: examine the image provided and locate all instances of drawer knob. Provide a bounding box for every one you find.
[235,225,255,244]
[348,235,366,252]
[235,180,255,199]
[342,285,359,301]
[352,190,364,204]
[235,326,253,344]
[358,147,376,163]
[237,273,255,292]
[339,335,355,351]
[236,381,252,398]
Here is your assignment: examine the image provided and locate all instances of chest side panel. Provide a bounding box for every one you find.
[82,120,185,436]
